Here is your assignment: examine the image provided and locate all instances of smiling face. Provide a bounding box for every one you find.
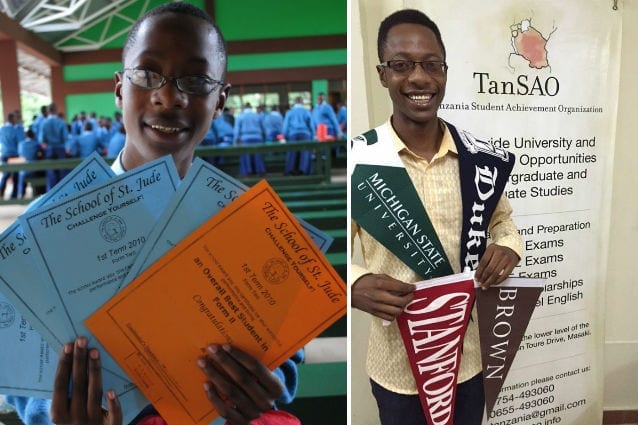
[115,12,228,176]
[377,23,447,133]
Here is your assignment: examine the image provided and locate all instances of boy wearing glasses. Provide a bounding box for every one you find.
[5,4,300,425]
[350,9,522,425]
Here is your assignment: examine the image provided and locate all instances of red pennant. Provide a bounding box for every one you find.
[396,273,476,425]
[475,278,543,417]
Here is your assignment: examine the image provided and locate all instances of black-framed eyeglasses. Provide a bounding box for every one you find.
[379,60,448,76]
[122,68,224,95]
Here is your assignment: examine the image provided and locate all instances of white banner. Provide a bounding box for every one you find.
[405,1,622,424]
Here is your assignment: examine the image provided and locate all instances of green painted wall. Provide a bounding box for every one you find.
[64,62,121,82]
[216,0,346,41]
[65,92,117,121]
[62,49,346,82]
[312,80,329,102]
[61,0,345,121]
[228,49,345,72]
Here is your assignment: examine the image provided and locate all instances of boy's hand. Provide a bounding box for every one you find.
[198,344,283,425]
[474,244,520,289]
[50,337,123,425]
[351,273,415,321]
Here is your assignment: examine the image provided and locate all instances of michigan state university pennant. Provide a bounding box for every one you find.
[351,121,515,278]
[351,124,452,279]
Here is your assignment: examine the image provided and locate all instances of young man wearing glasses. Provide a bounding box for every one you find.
[350,9,522,425]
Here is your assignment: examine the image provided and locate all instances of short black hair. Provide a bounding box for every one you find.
[377,9,446,62]
[122,3,227,70]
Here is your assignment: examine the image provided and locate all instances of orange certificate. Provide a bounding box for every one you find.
[86,179,346,425]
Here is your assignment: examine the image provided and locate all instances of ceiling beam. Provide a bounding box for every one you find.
[0,11,61,65]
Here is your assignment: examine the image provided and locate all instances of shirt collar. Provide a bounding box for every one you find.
[111,150,126,175]
[387,118,458,159]
[110,151,191,179]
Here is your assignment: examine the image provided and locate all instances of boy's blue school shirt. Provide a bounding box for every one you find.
[0,123,18,157]
[283,105,315,138]
[38,116,68,145]
[234,108,265,141]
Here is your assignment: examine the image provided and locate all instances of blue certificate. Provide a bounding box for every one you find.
[0,152,115,349]
[0,292,58,398]
[27,152,116,212]
[19,156,180,420]
[122,158,333,291]
[20,156,179,338]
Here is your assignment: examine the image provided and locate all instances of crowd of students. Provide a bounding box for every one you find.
[28,106,127,161]
[203,95,346,177]
[0,95,347,199]
[0,105,127,199]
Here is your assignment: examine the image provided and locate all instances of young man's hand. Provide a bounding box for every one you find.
[351,274,415,321]
[50,337,123,425]
[474,244,520,289]
[198,344,283,425]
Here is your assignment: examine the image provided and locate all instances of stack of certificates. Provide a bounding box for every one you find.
[0,152,346,425]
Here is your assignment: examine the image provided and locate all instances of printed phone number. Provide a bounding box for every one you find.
[495,384,555,405]
[488,396,555,418]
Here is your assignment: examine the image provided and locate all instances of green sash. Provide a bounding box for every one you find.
[351,122,514,279]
